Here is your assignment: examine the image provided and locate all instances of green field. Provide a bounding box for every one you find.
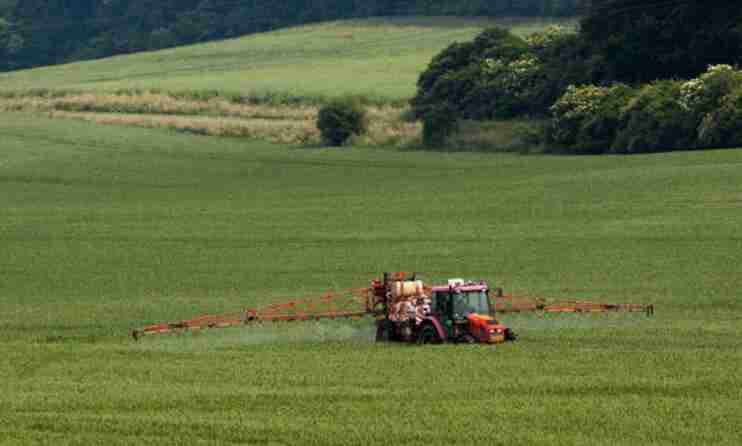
[2,113,741,444]
[0,17,573,102]
[1,13,740,446]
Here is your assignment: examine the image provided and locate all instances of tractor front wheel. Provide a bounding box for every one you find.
[418,325,441,345]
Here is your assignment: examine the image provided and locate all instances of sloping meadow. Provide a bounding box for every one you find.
[0,17,573,150]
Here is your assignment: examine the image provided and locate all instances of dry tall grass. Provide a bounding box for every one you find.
[48,111,321,145]
[0,92,317,120]
[0,92,421,147]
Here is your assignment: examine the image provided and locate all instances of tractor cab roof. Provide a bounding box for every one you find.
[431,283,488,294]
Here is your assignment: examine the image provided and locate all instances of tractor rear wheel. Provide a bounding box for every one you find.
[376,323,390,342]
[418,325,441,345]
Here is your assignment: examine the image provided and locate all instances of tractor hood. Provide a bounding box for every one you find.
[467,314,507,344]
[467,313,501,326]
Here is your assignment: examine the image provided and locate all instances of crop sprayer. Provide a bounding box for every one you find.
[132,272,654,344]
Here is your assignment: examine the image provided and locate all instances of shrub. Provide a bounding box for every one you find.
[680,65,742,127]
[422,105,458,148]
[549,84,635,154]
[611,81,696,154]
[316,99,367,146]
[697,86,742,148]
[423,64,485,119]
[471,26,531,62]
[479,54,545,118]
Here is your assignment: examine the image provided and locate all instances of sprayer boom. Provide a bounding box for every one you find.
[132,274,654,341]
[132,289,371,340]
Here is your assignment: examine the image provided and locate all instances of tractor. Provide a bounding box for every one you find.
[370,272,517,345]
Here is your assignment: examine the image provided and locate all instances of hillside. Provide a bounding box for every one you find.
[2,113,741,444]
[2,0,581,71]
[0,17,573,101]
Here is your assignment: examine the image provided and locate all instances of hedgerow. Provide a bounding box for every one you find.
[547,65,742,154]
[549,84,635,154]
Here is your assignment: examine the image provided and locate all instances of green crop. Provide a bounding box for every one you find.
[1,113,740,444]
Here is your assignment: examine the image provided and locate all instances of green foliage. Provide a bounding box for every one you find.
[679,65,742,126]
[411,27,530,121]
[422,105,458,148]
[0,0,16,17]
[412,24,590,128]
[526,28,594,115]
[550,65,742,155]
[411,3,742,154]
[149,27,179,50]
[414,42,479,112]
[581,1,742,83]
[549,84,635,154]
[317,98,367,146]
[611,81,696,154]
[698,86,742,149]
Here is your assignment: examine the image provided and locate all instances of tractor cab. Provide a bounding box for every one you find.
[430,280,492,320]
[430,280,515,344]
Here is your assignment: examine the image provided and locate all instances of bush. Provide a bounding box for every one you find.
[478,54,545,118]
[550,84,635,154]
[611,81,696,154]
[680,65,742,125]
[422,105,458,148]
[548,66,742,154]
[316,99,367,146]
[697,86,742,148]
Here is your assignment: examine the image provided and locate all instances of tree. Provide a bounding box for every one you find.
[581,0,742,83]
[411,27,529,120]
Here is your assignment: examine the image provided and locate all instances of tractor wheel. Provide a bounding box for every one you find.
[459,334,477,344]
[375,323,390,343]
[505,328,517,342]
[418,325,441,345]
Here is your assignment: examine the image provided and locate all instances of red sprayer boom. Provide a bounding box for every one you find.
[131,273,654,341]
[132,288,370,340]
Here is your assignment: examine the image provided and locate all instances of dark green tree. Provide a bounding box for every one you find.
[581,0,742,83]
[411,27,529,120]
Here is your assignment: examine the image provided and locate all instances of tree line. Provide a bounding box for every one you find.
[0,0,582,72]
[412,0,742,152]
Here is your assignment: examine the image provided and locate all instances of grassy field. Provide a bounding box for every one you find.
[0,17,570,150]
[2,113,741,444]
[0,17,574,102]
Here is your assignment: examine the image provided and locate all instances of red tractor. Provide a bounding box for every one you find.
[369,272,517,345]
